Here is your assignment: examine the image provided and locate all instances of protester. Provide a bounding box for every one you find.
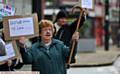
[0,59,23,71]
[54,9,86,63]
[0,37,23,71]
[18,20,77,74]
[0,26,23,71]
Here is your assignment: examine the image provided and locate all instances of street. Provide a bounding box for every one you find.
[17,45,120,74]
[18,56,120,74]
[114,55,120,73]
[67,66,118,74]
[67,55,120,74]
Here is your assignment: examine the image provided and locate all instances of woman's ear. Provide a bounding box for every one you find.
[53,26,56,35]
[53,27,55,33]
[39,33,41,36]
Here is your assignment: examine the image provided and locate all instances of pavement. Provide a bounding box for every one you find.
[17,45,120,71]
[67,66,119,74]
[71,45,120,67]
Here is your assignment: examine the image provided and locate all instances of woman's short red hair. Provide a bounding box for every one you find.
[39,20,54,32]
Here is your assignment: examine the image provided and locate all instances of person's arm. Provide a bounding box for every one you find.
[19,45,33,64]
[62,41,77,63]
[17,37,33,64]
[59,41,76,63]
[68,14,85,63]
[61,43,69,62]
[55,40,69,62]
[70,15,85,34]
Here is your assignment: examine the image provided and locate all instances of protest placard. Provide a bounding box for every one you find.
[3,13,39,41]
[0,41,21,64]
[0,0,2,3]
[0,3,15,20]
[79,0,94,9]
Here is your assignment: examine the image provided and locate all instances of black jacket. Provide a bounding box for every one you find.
[0,59,23,71]
[54,16,85,63]
[55,16,85,47]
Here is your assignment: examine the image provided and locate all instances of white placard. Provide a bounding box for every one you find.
[0,0,2,3]
[0,43,15,62]
[0,3,15,19]
[9,17,34,37]
[81,0,94,9]
[95,5,104,17]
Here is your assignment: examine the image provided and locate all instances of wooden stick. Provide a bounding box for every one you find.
[67,7,84,65]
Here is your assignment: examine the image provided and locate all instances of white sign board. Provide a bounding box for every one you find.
[95,5,104,17]
[3,13,39,41]
[0,43,15,62]
[0,3,15,19]
[0,0,2,3]
[9,17,34,37]
[80,0,94,9]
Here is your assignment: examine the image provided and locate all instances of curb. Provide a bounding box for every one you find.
[70,55,120,68]
[70,62,113,68]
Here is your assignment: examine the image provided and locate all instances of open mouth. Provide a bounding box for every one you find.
[45,34,51,36]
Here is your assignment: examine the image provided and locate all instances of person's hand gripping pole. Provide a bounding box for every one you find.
[67,5,87,65]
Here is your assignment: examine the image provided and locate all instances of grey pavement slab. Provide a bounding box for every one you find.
[67,66,118,74]
[71,45,120,66]
[78,39,96,52]
[114,55,120,73]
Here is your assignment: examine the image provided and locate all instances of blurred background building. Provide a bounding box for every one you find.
[0,0,119,47]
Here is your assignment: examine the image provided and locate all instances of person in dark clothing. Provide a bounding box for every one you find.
[0,59,23,71]
[0,45,23,71]
[117,26,120,47]
[18,20,78,74]
[0,32,23,71]
[0,60,14,71]
[54,10,85,63]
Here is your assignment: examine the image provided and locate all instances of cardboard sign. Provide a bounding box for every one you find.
[9,17,34,37]
[80,0,94,9]
[0,41,20,63]
[0,3,15,20]
[3,13,39,41]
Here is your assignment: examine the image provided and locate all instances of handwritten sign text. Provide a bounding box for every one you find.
[9,17,34,37]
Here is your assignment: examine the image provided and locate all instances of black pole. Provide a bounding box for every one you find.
[31,0,43,44]
[104,0,109,51]
[32,0,42,22]
[117,0,120,23]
